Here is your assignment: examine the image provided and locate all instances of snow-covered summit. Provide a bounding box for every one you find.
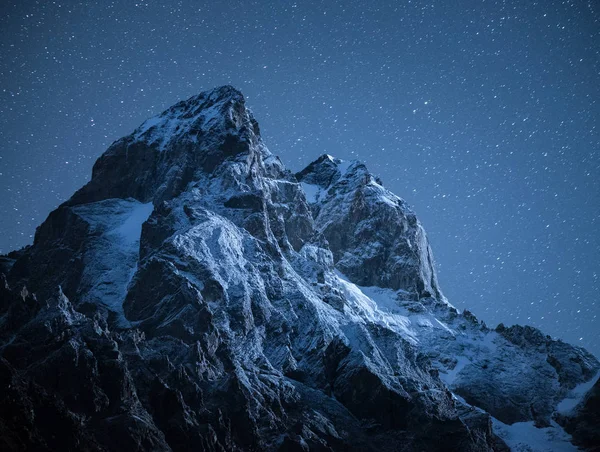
[132,85,256,152]
[66,85,269,207]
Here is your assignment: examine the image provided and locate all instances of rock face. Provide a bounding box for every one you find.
[296,155,441,299]
[0,86,598,451]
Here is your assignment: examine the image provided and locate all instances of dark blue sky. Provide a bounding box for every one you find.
[1,0,599,355]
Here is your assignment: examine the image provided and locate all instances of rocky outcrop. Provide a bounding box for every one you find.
[0,86,597,451]
[296,155,441,299]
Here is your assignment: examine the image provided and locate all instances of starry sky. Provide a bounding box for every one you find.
[1,0,599,355]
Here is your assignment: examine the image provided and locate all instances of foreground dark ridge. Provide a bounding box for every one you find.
[0,85,598,451]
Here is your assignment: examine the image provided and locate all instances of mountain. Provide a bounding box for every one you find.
[0,85,598,451]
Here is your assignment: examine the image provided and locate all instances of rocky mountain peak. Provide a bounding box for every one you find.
[132,84,257,152]
[295,153,385,191]
[1,87,598,452]
[295,154,348,189]
[66,85,266,207]
[297,154,442,299]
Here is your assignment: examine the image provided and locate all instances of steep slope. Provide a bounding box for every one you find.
[0,86,598,451]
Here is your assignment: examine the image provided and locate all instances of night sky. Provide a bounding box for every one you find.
[1,1,599,355]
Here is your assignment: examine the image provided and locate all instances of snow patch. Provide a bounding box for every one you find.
[300,182,321,203]
[334,272,416,343]
[439,356,471,385]
[135,115,163,136]
[455,390,578,451]
[114,202,154,243]
[73,199,153,324]
[492,418,577,452]
[367,182,399,207]
[556,370,600,414]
